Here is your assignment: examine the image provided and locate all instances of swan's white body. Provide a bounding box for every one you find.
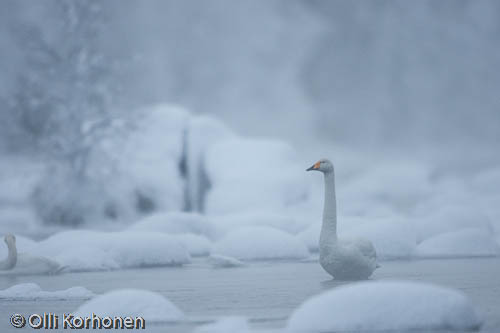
[0,234,62,275]
[308,159,378,280]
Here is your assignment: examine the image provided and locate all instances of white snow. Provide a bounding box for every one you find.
[287,280,482,332]
[415,228,500,258]
[342,217,417,260]
[86,104,190,223]
[207,254,245,268]
[186,114,235,212]
[204,138,310,215]
[0,283,93,300]
[213,212,310,236]
[129,212,217,240]
[297,223,320,252]
[128,212,215,256]
[33,230,190,272]
[213,226,309,260]
[74,289,184,323]
[194,317,250,333]
[414,205,493,243]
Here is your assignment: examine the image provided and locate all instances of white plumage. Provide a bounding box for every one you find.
[307,158,378,280]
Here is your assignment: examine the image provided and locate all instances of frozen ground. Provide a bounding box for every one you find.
[1,257,499,333]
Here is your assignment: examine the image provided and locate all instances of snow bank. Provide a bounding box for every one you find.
[0,283,93,300]
[204,139,310,215]
[34,230,190,272]
[213,226,309,260]
[340,160,433,217]
[84,104,190,224]
[415,228,500,258]
[194,317,250,333]
[186,115,235,212]
[128,212,215,256]
[129,212,216,240]
[213,212,309,236]
[75,289,184,323]
[207,254,245,268]
[414,205,493,243]
[288,281,482,332]
[297,223,320,252]
[342,217,416,260]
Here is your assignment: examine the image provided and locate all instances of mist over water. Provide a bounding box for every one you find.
[0,2,499,332]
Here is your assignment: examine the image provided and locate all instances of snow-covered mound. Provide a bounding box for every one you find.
[75,289,184,323]
[84,104,190,224]
[34,230,190,272]
[415,228,500,258]
[0,283,93,300]
[288,281,482,332]
[129,212,216,240]
[297,223,321,252]
[207,254,245,268]
[213,212,309,236]
[342,217,416,260]
[213,226,309,260]
[195,317,250,333]
[128,212,215,256]
[204,139,310,215]
[414,205,493,243]
[186,115,235,213]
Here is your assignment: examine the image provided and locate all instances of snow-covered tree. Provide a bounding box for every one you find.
[7,0,121,225]
[10,0,116,176]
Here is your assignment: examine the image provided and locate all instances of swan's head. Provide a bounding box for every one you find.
[306,158,334,174]
[4,234,16,246]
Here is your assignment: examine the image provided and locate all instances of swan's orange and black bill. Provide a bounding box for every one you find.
[306,161,321,171]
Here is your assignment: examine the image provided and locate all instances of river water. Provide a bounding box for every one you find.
[1,257,499,332]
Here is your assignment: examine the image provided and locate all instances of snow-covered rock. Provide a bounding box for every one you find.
[288,281,482,332]
[342,217,416,260]
[414,205,493,243]
[74,289,184,322]
[213,212,309,236]
[85,104,190,224]
[129,212,216,240]
[204,139,310,215]
[0,283,93,300]
[207,254,245,268]
[194,317,250,333]
[34,230,190,272]
[213,226,309,260]
[297,223,320,252]
[415,228,500,258]
[186,115,235,212]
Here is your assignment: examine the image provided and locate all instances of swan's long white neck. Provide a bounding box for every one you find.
[320,170,337,243]
[0,240,17,270]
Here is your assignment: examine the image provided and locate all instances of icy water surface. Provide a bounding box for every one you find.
[1,257,499,332]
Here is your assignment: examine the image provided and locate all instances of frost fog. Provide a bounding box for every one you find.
[1,1,500,333]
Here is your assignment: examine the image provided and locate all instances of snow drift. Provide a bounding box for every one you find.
[33,230,190,271]
[213,226,309,260]
[74,289,184,322]
[288,280,482,332]
[0,283,94,300]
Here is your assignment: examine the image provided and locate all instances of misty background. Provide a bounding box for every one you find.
[0,0,499,249]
